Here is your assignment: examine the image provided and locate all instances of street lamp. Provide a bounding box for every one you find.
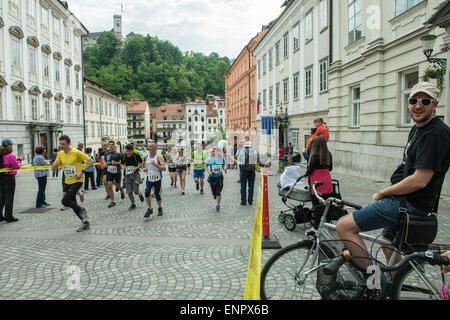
[420,34,447,68]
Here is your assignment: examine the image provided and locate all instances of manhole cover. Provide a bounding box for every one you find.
[18,208,54,214]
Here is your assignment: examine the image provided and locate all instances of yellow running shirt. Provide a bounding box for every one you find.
[56,148,91,185]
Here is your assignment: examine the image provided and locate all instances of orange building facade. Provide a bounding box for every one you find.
[225,28,269,140]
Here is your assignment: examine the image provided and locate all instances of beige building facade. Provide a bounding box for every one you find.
[328,0,449,194]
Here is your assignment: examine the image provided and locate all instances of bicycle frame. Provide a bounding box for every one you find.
[297,190,443,299]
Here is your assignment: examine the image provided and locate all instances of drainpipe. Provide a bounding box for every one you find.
[81,36,87,149]
[246,46,251,132]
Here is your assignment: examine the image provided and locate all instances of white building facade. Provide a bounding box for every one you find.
[84,78,128,153]
[185,99,207,145]
[253,0,330,153]
[0,0,87,163]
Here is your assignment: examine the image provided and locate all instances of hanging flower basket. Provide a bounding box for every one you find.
[422,65,446,92]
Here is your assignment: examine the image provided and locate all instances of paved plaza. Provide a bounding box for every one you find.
[0,166,449,300]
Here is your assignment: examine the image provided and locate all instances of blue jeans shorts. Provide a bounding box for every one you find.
[352,196,427,241]
[193,169,205,179]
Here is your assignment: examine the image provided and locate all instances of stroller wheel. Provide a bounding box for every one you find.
[284,214,296,231]
[278,212,286,224]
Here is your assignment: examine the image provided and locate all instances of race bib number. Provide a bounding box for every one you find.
[195,160,203,166]
[147,171,160,182]
[178,162,186,167]
[169,163,177,169]
[126,166,134,175]
[107,166,118,174]
[63,166,76,178]
[212,165,222,174]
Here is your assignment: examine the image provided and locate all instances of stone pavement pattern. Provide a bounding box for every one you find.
[0,166,449,300]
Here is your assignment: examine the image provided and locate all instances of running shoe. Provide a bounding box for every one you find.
[216,206,220,213]
[182,191,185,195]
[108,202,116,208]
[157,207,163,216]
[196,183,199,191]
[129,204,136,210]
[80,193,85,203]
[171,181,173,187]
[5,217,18,223]
[139,193,144,202]
[77,223,90,232]
[200,189,204,195]
[144,208,153,218]
[105,195,110,200]
[79,209,88,222]
[121,192,125,200]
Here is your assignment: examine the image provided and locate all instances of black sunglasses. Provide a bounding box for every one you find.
[408,98,436,107]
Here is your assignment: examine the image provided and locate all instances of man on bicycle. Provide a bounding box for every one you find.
[336,82,450,268]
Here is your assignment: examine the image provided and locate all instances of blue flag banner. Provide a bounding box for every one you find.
[261,117,273,135]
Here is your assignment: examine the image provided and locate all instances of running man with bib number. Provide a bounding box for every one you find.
[121,144,145,210]
[103,141,126,208]
[144,142,166,218]
[191,143,207,195]
[52,135,94,232]
[205,147,227,212]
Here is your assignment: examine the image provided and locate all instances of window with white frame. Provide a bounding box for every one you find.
[27,0,35,17]
[75,72,80,90]
[283,78,289,103]
[66,103,71,123]
[31,96,38,120]
[263,89,267,109]
[320,58,328,92]
[89,96,93,113]
[29,47,37,73]
[269,86,273,106]
[41,6,49,28]
[43,54,49,78]
[77,106,81,124]
[283,32,289,58]
[395,0,423,16]
[293,73,299,100]
[15,94,23,120]
[44,100,50,121]
[348,0,362,44]
[65,66,70,87]
[262,54,267,75]
[64,25,70,43]
[351,87,361,127]
[258,60,261,79]
[268,48,273,70]
[290,130,299,152]
[305,67,313,96]
[401,70,418,125]
[320,0,328,30]
[293,23,299,51]
[54,61,60,82]
[95,98,98,113]
[56,102,61,121]
[12,39,21,67]
[275,82,280,105]
[305,11,313,41]
[53,16,60,35]
[275,41,280,65]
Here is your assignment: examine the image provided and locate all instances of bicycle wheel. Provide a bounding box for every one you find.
[390,259,445,300]
[261,240,334,300]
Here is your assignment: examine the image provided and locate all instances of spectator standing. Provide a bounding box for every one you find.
[51,148,59,178]
[237,141,258,206]
[0,139,25,222]
[84,147,97,191]
[33,146,50,208]
[303,118,329,162]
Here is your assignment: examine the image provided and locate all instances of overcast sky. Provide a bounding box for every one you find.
[67,0,284,59]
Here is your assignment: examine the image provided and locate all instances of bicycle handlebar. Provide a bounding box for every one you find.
[325,250,450,276]
[311,181,362,210]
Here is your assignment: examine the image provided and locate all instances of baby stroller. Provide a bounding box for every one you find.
[277,166,346,231]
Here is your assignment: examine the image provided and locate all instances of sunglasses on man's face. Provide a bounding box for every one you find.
[408,98,436,107]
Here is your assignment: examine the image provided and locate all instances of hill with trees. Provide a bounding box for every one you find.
[83,32,232,105]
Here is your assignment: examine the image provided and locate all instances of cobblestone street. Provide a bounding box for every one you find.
[0,166,449,300]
